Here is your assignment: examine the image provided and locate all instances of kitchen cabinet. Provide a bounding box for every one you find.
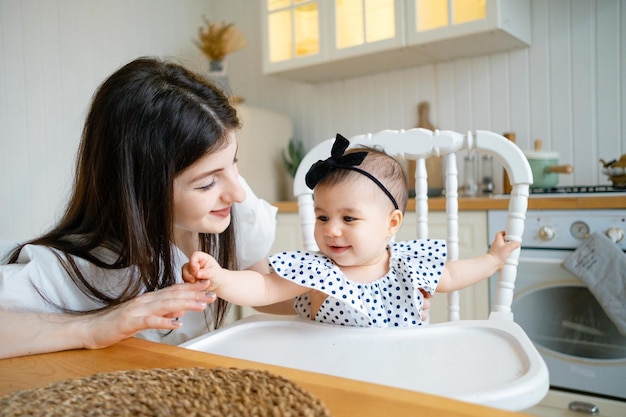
[236,210,489,322]
[270,211,305,254]
[261,0,530,83]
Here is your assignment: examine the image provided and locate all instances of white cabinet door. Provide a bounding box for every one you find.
[328,0,404,61]
[405,0,531,61]
[271,212,304,254]
[262,0,329,75]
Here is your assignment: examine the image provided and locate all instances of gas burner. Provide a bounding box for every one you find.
[530,185,626,194]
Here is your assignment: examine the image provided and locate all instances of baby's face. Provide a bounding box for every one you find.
[312,180,396,268]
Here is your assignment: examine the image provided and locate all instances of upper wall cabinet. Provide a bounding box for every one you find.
[261,0,530,83]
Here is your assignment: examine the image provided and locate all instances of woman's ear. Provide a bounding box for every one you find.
[387,209,403,236]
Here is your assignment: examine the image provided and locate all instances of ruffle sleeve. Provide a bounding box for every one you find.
[269,251,337,291]
[389,239,447,296]
[269,251,371,315]
[269,251,383,323]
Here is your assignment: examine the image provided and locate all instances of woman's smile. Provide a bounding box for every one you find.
[211,206,232,218]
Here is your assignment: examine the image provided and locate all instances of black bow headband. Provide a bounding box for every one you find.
[305,133,399,210]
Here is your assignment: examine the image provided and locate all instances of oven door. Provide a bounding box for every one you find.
[490,248,626,401]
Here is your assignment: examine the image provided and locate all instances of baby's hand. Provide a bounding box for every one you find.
[488,231,521,270]
[182,251,221,283]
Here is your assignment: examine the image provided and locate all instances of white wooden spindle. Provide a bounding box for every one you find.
[415,158,429,239]
[444,152,460,321]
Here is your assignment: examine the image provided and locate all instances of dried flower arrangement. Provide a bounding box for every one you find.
[194,18,248,63]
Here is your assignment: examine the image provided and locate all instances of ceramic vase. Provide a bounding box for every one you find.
[208,60,231,95]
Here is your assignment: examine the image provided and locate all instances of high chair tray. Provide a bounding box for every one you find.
[181,314,548,411]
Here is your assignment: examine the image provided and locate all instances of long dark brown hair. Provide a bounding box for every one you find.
[8,57,240,329]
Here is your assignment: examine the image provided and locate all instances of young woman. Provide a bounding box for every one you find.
[0,57,280,358]
[183,134,519,327]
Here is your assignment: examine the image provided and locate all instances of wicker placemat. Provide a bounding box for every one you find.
[0,367,333,417]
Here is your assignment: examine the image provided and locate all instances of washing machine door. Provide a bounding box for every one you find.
[514,284,626,360]
[509,249,626,400]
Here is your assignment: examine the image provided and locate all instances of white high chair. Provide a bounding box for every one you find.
[182,129,549,411]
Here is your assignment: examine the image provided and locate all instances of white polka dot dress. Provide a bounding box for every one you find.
[268,239,446,328]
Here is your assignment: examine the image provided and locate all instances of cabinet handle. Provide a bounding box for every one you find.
[568,401,599,415]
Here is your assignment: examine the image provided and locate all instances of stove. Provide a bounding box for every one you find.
[530,185,626,194]
[528,185,626,199]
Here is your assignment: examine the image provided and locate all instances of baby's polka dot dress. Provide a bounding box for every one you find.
[268,239,446,328]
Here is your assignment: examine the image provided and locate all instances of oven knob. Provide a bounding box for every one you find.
[605,227,624,243]
[538,226,555,241]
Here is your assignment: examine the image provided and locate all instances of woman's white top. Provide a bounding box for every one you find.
[0,177,277,346]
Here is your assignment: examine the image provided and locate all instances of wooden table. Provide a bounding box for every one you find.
[0,338,533,416]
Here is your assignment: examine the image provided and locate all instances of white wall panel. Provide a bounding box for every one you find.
[436,62,457,130]
[571,0,596,185]
[508,48,531,143]
[622,0,626,151]
[453,59,473,132]
[596,0,622,173]
[527,0,551,155]
[414,64,437,127]
[2,0,31,241]
[548,0,574,185]
[470,57,491,130]
[398,69,418,129]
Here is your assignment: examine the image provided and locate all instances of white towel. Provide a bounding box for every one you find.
[562,232,626,335]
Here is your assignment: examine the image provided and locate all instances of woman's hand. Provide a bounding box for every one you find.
[0,281,217,359]
[82,281,216,350]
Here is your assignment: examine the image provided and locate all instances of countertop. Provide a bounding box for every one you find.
[273,195,625,212]
[0,338,533,417]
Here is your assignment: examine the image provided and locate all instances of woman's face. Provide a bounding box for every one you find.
[172,132,245,240]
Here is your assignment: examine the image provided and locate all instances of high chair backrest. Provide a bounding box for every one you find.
[293,129,533,321]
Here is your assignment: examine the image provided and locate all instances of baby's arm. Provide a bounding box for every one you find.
[182,252,308,306]
[435,231,520,293]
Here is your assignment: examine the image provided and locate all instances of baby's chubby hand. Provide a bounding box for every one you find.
[488,231,521,270]
[181,251,222,284]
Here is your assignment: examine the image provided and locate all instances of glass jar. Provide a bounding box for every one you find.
[481,154,494,195]
[462,154,478,197]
